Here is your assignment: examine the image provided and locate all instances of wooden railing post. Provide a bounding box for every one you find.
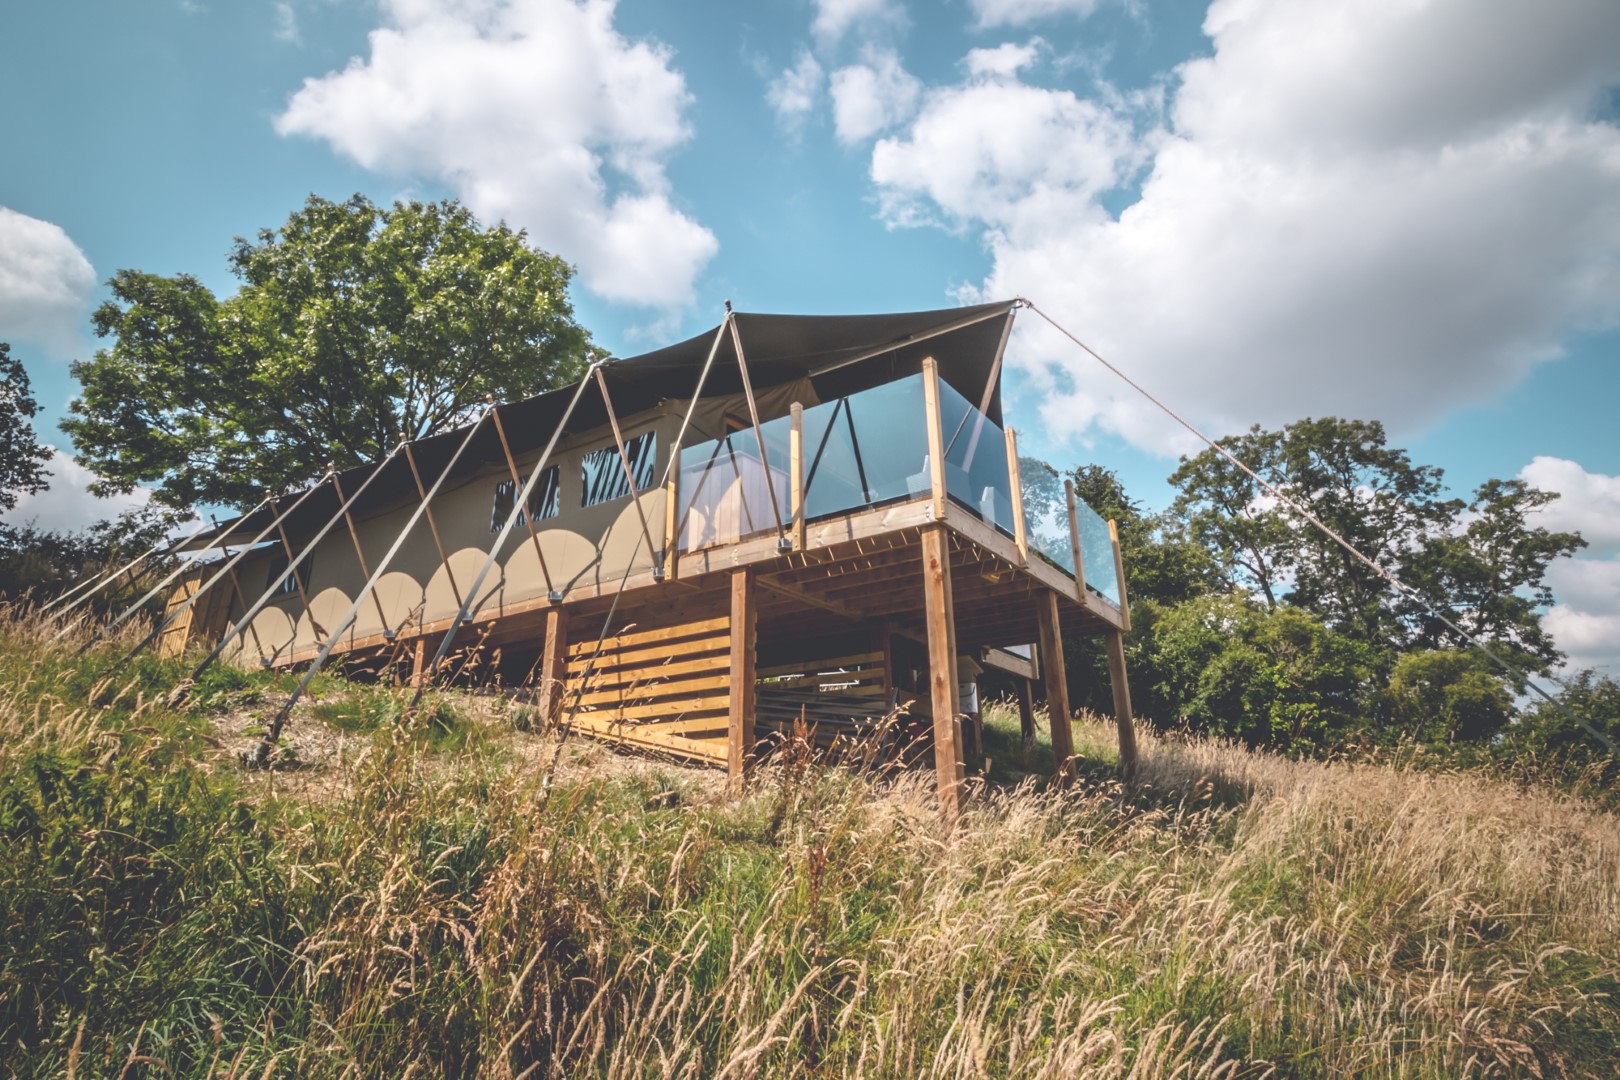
[922,356,948,522]
[1105,628,1139,780]
[664,447,680,581]
[1035,589,1076,782]
[790,402,805,550]
[1006,427,1028,566]
[1065,479,1086,603]
[1109,519,1132,632]
[728,568,757,784]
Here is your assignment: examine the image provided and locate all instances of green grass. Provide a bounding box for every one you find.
[1,606,1616,1077]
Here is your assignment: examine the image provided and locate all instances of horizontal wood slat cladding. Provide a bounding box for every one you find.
[559,612,733,762]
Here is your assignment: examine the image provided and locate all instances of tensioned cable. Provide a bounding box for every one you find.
[1018,296,1614,754]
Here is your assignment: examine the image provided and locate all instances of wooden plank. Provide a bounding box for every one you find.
[1104,628,1139,779]
[538,605,569,724]
[1036,589,1075,782]
[664,465,680,581]
[979,646,1035,681]
[1006,427,1028,566]
[566,635,729,674]
[729,567,757,780]
[922,356,947,522]
[566,615,729,656]
[568,652,731,687]
[563,713,729,761]
[570,673,733,708]
[756,651,882,677]
[921,524,963,822]
[572,694,732,722]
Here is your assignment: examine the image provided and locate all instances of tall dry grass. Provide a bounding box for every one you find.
[0,600,1616,1077]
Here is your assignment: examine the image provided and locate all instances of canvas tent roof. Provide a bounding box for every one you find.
[184,300,1018,549]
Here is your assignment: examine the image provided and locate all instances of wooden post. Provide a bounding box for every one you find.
[921,357,948,522]
[664,455,680,580]
[1065,479,1086,603]
[921,525,963,821]
[539,605,570,726]
[790,402,806,550]
[411,635,428,688]
[1035,590,1076,782]
[1015,677,1037,745]
[1109,519,1132,632]
[1006,427,1028,566]
[1104,628,1139,780]
[728,568,757,782]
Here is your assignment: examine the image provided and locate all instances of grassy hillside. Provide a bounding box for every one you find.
[2,605,1617,1077]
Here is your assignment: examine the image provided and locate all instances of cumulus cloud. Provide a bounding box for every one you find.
[969,0,1103,29]
[964,40,1043,80]
[865,0,1620,454]
[830,47,922,144]
[0,208,96,354]
[276,0,717,309]
[1517,457,1620,676]
[812,0,905,46]
[7,448,151,535]
[273,1,300,44]
[768,49,824,130]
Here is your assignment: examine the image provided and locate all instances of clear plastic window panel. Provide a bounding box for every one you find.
[490,466,561,533]
[264,545,309,597]
[581,432,657,508]
[933,377,1016,538]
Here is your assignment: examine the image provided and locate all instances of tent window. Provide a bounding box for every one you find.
[265,546,309,597]
[581,431,657,507]
[491,465,560,533]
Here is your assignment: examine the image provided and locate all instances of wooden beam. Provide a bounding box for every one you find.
[1035,589,1075,782]
[922,356,948,523]
[728,568,757,782]
[921,524,963,822]
[1006,427,1028,567]
[757,574,869,623]
[664,459,680,581]
[1104,628,1139,781]
[539,605,570,726]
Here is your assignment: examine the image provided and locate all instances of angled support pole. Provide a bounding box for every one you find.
[403,438,464,613]
[211,523,268,662]
[50,511,218,632]
[662,316,735,564]
[331,468,393,639]
[490,401,557,598]
[594,366,662,577]
[410,360,603,711]
[1035,589,1076,783]
[259,408,494,755]
[725,302,789,547]
[921,524,964,822]
[188,448,402,682]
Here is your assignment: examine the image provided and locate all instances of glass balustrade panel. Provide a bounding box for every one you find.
[934,377,1016,538]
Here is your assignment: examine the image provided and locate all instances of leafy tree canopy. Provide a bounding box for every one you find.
[1168,417,1583,673]
[64,195,591,509]
[0,342,53,517]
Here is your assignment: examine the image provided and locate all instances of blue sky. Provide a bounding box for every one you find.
[2,0,1618,672]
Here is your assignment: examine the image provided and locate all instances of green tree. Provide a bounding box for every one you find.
[64,195,591,509]
[0,343,52,516]
[1386,649,1514,746]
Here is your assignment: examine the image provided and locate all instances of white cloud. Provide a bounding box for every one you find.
[8,448,151,535]
[0,208,96,354]
[964,40,1043,80]
[273,1,300,44]
[866,0,1620,455]
[812,0,904,46]
[768,49,824,130]
[830,47,922,144]
[1520,456,1620,555]
[969,0,1103,29]
[1516,458,1620,676]
[276,0,717,309]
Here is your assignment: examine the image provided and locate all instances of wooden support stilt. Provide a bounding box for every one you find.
[921,524,963,821]
[1035,589,1075,782]
[728,568,757,782]
[411,636,428,688]
[1015,676,1037,745]
[539,605,570,726]
[1104,628,1139,780]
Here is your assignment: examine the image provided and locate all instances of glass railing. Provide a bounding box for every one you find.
[935,378,1017,539]
[1073,497,1121,608]
[675,369,1119,610]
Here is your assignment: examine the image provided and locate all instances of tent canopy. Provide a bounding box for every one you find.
[185,301,1017,549]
